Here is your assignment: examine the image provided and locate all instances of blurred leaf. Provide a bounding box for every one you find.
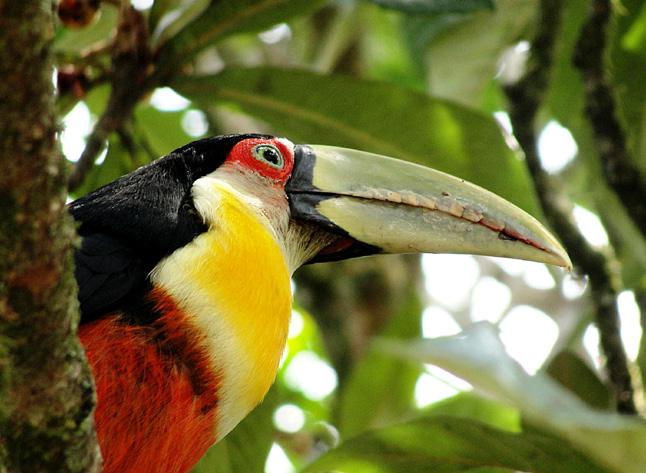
[54,4,118,54]
[379,323,646,473]
[84,84,111,117]
[545,351,612,410]
[364,0,494,14]
[359,5,426,91]
[403,12,468,75]
[543,0,589,132]
[157,0,324,68]
[621,2,646,53]
[192,387,278,473]
[304,415,606,473]
[134,105,194,156]
[423,0,535,107]
[150,0,210,47]
[422,392,520,432]
[610,0,646,170]
[175,68,541,215]
[337,290,422,437]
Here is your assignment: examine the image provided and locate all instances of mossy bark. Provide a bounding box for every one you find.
[0,1,101,471]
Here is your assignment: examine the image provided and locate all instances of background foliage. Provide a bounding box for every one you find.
[54,0,646,471]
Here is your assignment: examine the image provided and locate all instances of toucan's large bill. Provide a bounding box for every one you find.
[287,145,571,270]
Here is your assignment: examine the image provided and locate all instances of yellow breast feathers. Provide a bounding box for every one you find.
[151,177,292,439]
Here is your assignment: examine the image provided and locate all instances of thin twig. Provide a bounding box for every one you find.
[573,0,646,236]
[68,2,150,192]
[504,0,636,414]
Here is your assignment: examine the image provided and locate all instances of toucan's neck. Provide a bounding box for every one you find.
[150,180,293,439]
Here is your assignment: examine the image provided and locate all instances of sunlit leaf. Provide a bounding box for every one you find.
[379,323,646,473]
[359,5,426,91]
[304,415,606,473]
[364,0,494,14]
[175,68,541,215]
[156,0,324,68]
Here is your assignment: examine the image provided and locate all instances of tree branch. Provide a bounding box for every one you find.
[504,0,636,414]
[68,1,150,192]
[573,0,646,236]
[0,1,101,470]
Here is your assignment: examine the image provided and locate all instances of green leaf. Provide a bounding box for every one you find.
[364,0,494,14]
[303,415,607,473]
[545,350,612,410]
[423,0,535,106]
[337,289,422,437]
[192,387,278,473]
[379,323,646,473]
[54,4,118,54]
[157,0,324,68]
[149,0,211,47]
[134,104,194,157]
[610,0,646,170]
[422,392,520,432]
[175,68,541,215]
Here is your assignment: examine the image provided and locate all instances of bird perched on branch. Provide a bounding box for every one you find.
[70,134,570,473]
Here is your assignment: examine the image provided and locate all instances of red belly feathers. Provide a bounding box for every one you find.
[78,288,220,473]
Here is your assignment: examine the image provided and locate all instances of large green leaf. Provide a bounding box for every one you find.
[303,415,606,473]
[379,323,646,473]
[175,68,541,215]
[192,387,278,473]
[364,0,494,14]
[157,0,323,68]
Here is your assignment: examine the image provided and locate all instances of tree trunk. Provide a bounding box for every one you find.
[0,1,101,471]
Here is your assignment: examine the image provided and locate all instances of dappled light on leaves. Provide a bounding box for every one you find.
[62,101,92,162]
[150,87,190,112]
[499,305,559,374]
[538,121,578,173]
[618,291,642,361]
[284,351,338,401]
[470,276,512,323]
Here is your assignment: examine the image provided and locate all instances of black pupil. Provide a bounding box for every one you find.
[262,147,280,165]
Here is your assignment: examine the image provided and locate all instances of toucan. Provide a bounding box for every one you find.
[70,134,571,473]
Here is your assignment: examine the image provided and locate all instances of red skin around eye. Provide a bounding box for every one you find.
[226,138,294,186]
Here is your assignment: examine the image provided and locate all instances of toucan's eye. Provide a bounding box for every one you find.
[252,144,284,169]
